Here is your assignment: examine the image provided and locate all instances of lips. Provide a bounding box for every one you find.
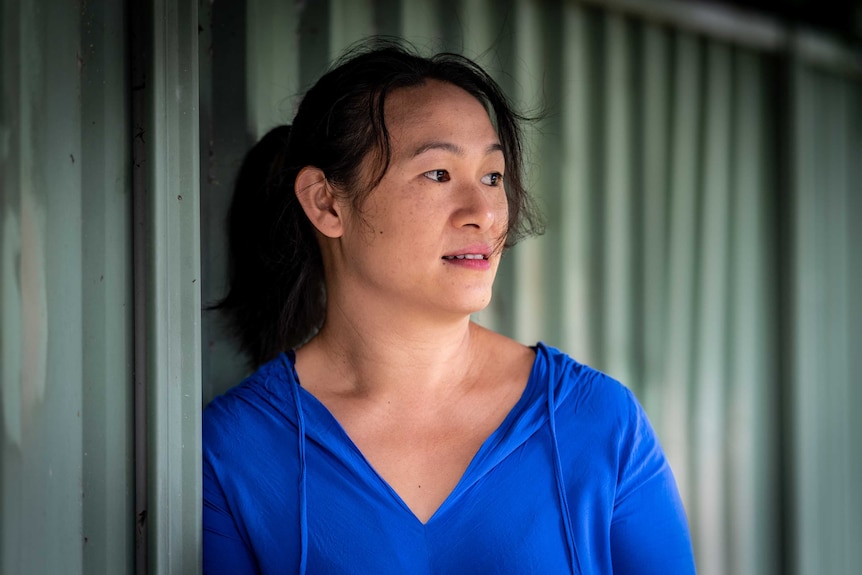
[442,254,487,260]
[442,244,492,261]
[441,244,493,270]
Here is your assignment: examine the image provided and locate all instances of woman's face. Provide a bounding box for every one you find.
[330,80,509,321]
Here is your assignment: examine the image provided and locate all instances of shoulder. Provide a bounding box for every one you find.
[202,354,307,570]
[531,342,660,477]
[533,342,639,424]
[203,352,305,514]
[534,343,669,490]
[203,353,298,453]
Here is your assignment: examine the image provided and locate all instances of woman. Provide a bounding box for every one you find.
[203,42,695,574]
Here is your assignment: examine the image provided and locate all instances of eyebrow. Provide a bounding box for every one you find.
[410,141,503,158]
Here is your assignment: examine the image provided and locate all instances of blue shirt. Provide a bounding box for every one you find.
[203,343,696,574]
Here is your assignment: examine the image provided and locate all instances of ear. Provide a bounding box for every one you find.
[295,166,344,238]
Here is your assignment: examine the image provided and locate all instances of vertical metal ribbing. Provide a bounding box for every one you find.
[131,0,202,572]
[130,0,149,571]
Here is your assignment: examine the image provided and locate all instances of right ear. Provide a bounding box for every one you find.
[295,166,344,238]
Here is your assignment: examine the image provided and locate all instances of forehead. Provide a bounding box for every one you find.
[383,80,499,148]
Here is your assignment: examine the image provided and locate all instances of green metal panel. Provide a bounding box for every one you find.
[0,0,133,573]
[602,12,635,388]
[792,58,820,575]
[692,39,733,575]
[245,0,301,137]
[558,2,595,363]
[135,0,202,572]
[791,61,862,575]
[1,3,84,572]
[199,0,263,404]
[848,73,862,575]
[639,20,671,420]
[511,0,551,345]
[80,2,135,572]
[662,28,702,509]
[331,0,376,54]
[727,49,779,575]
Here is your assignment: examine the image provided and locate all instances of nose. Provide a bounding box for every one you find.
[451,182,505,230]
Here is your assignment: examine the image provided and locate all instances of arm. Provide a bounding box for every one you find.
[203,456,259,574]
[610,392,696,574]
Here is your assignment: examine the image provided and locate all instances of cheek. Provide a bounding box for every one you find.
[497,195,511,228]
[500,195,510,215]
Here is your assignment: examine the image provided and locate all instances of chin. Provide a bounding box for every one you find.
[448,291,493,317]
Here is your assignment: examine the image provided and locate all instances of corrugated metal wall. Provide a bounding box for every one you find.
[132,0,203,572]
[1,0,202,573]
[0,0,134,573]
[1,0,859,573]
[791,60,862,575]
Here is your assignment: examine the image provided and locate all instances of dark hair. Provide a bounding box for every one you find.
[216,40,544,367]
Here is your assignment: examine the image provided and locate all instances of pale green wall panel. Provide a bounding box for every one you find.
[246,0,301,138]
[80,0,135,572]
[602,12,635,389]
[558,2,595,364]
[692,39,733,575]
[399,0,460,52]
[791,60,821,575]
[140,0,203,572]
[821,74,851,575]
[1,0,133,573]
[510,0,551,346]
[848,78,862,574]
[200,0,264,404]
[330,0,376,58]
[661,29,702,510]
[727,49,779,575]
[460,0,504,66]
[639,21,671,421]
[3,2,85,571]
[792,61,862,575]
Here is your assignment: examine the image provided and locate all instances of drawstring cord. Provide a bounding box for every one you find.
[547,374,580,575]
[288,356,308,574]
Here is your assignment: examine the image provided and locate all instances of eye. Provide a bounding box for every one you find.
[481,172,504,187]
[423,169,450,183]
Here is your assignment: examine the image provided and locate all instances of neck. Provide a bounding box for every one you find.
[301,291,487,399]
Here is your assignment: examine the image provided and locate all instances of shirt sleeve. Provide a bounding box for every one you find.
[203,454,259,574]
[610,390,697,574]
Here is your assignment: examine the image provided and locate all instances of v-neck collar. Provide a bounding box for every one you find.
[282,344,554,526]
